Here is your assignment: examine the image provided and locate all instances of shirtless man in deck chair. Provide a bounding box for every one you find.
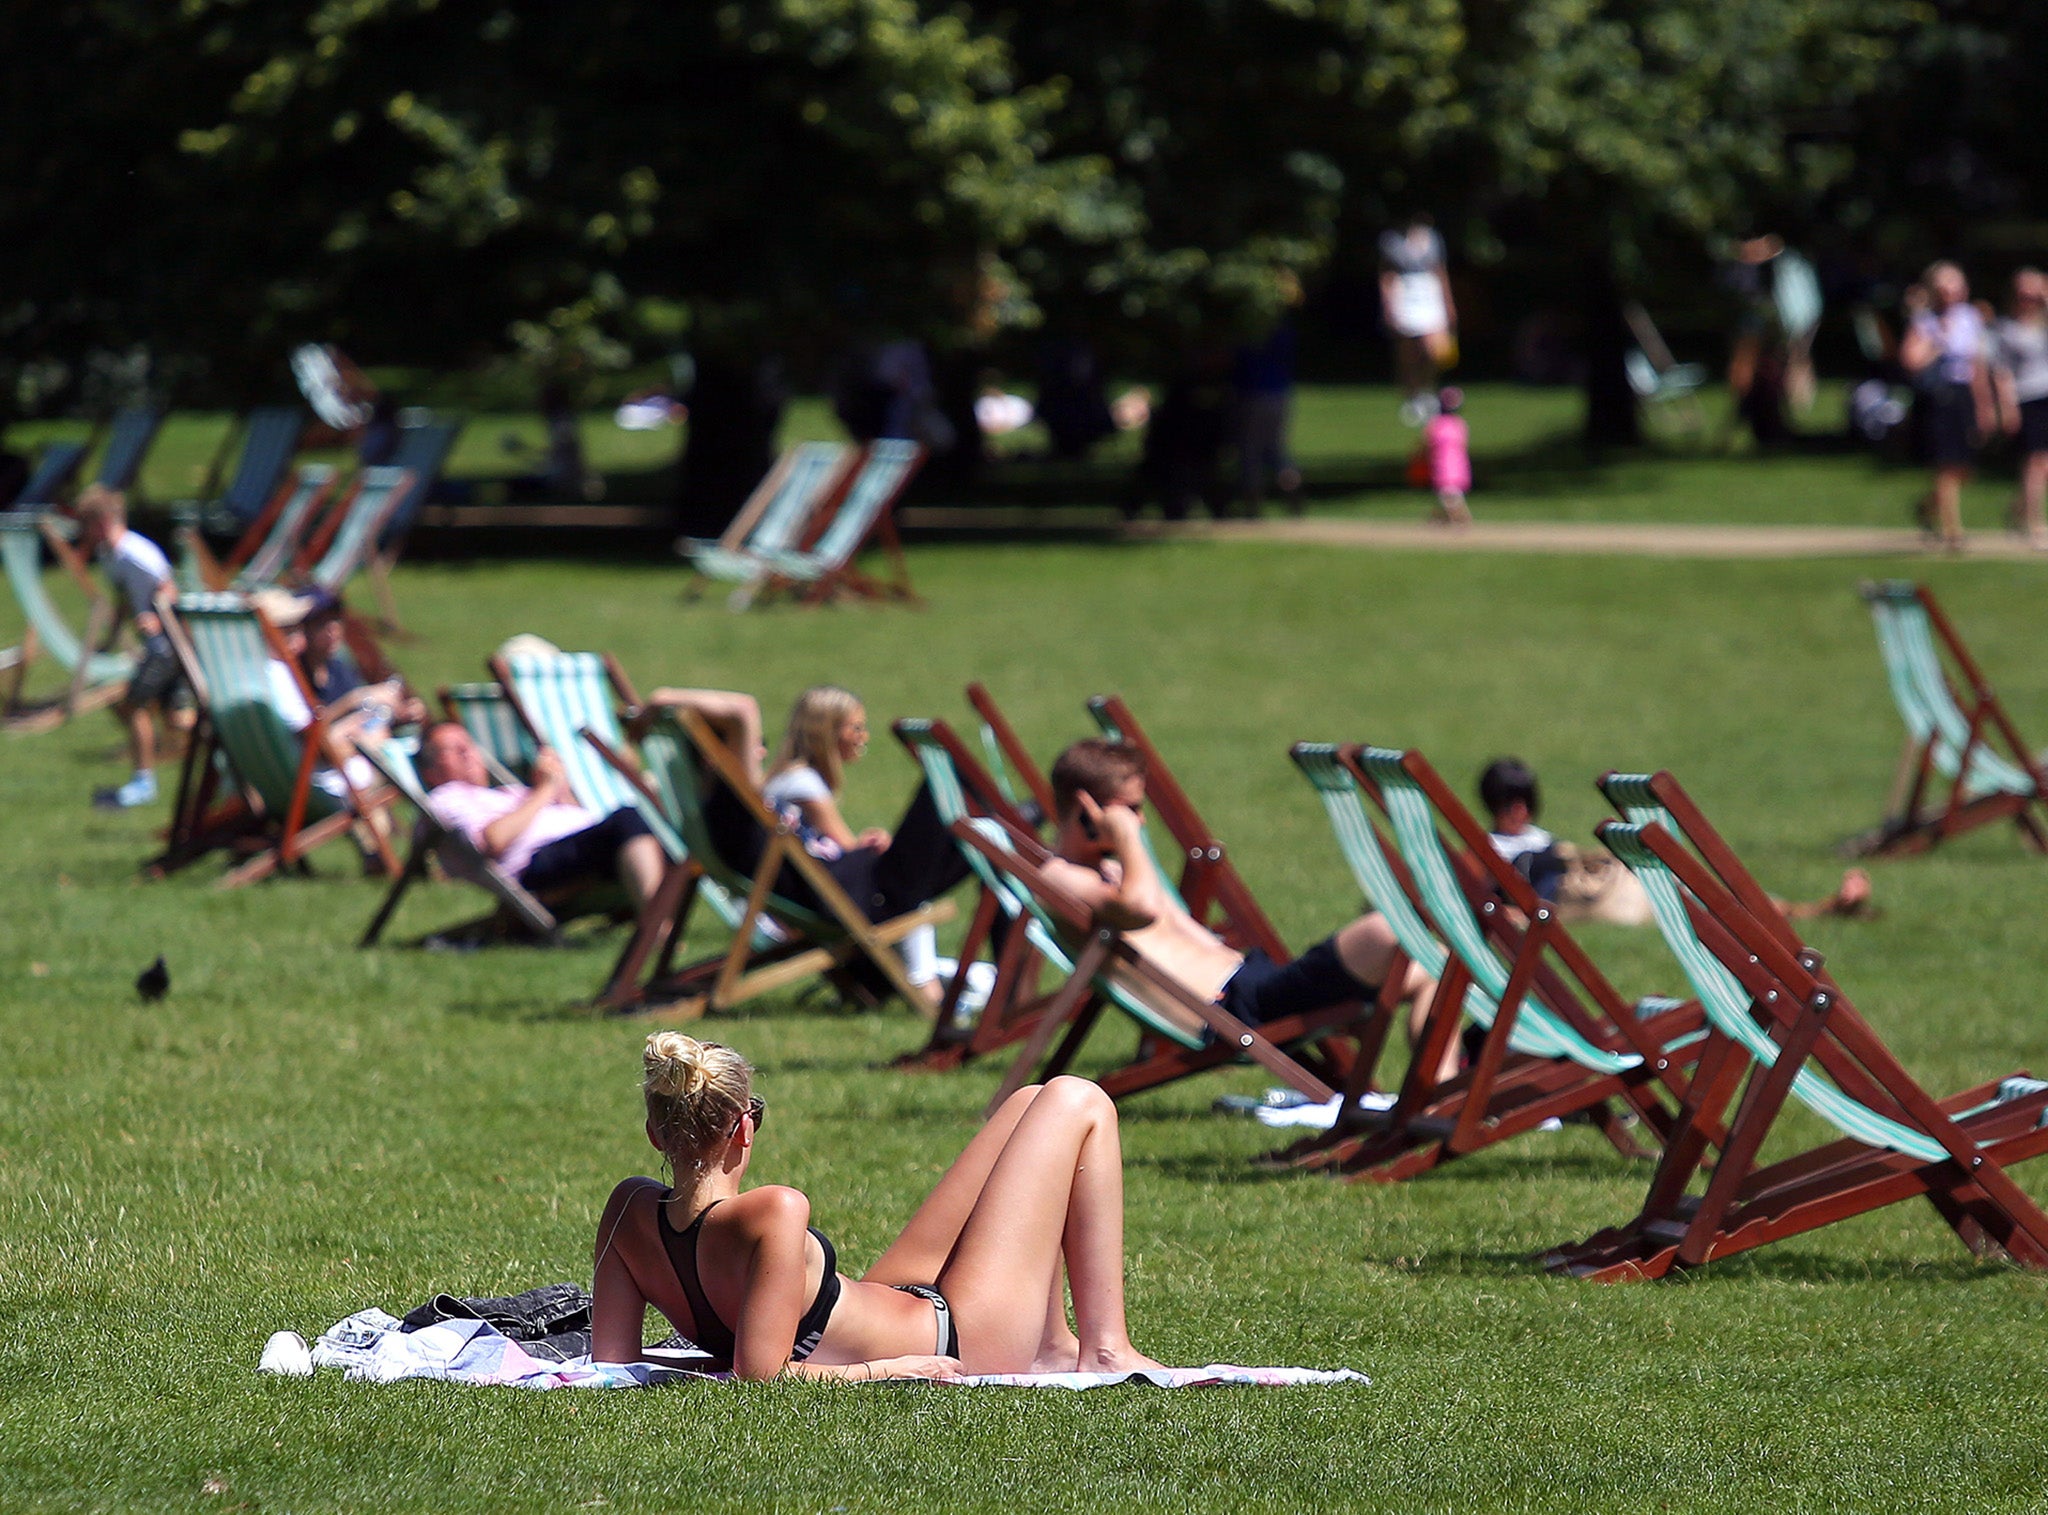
[1040,738,1436,1046]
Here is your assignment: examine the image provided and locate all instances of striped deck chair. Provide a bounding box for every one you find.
[356,735,596,949]
[149,592,398,887]
[1546,769,2048,1280]
[1295,746,1708,1182]
[11,441,88,509]
[295,466,417,597]
[179,464,340,592]
[439,682,533,783]
[892,717,1065,1068]
[91,408,165,496]
[743,440,925,607]
[0,512,131,729]
[202,408,307,528]
[1846,581,2048,857]
[588,708,955,1018]
[362,421,465,632]
[945,811,1360,1114]
[487,648,744,936]
[964,680,1057,818]
[679,442,851,609]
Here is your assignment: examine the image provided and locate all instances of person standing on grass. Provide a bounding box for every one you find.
[1994,267,2048,550]
[591,1033,1164,1379]
[1900,262,1995,552]
[74,486,192,810]
[1424,386,1472,526]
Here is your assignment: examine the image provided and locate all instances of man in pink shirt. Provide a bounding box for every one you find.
[416,723,666,908]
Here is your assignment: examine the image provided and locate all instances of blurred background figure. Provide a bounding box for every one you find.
[1231,272,1304,516]
[1900,262,1995,551]
[1379,214,1456,426]
[1994,267,2048,549]
[1425,386,1472,527]
[1034,337,1118,460]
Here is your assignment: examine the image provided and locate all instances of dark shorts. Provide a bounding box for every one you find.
[1919,383,1978,468]
[518,808,653,892]
[2021,397,2048,456]
[1217,936,1372,1029]
[127,633,185,708]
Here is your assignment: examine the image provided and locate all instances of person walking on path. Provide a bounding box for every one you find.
[1900,262,1995,552]
[1993,267,2048,550]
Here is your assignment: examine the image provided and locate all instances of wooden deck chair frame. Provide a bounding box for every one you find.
[965,680,1056,816]
[949,814,1361,1114]
[1,513,131,731]
[890,716,1069,1069]
[1545,769,2048,1280]
[367,420,465,634]
[586,707,953,1020]
[1301,745,1708,1183]
[148,593,399,887]
[182,464,341,593]
[746,440,926,607]
[1846,580,2048,857]
[292,467,416,593]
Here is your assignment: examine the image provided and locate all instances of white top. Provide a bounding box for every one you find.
[1997,318,2048,404]
[99,530,173,617]
[263,658,374,799]
[762,763,842,859]
[1380,227,1449,338]
[1488,825,1555,865]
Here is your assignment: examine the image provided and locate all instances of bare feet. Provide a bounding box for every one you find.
[1082,1343,1167,1374]
[1029,1340,1081,1373]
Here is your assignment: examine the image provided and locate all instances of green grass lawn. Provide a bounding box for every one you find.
[4,536,2048,1512]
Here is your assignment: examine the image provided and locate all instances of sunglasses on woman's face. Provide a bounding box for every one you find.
[732,1096,766,1139]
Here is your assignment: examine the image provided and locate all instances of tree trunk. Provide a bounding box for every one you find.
[675,355,786,537]
[1582,258,1640,450]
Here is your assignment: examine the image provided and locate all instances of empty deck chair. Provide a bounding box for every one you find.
[357,735,606,949]
[680,442,852,608]
[590,708,955,1018]
[1546,769,2048,1280]
[294,466,417,599]
[1846,581,2048,856]
[0,512,130,729]
[948,812,1360,1114]
[193,408,306,528]
[1281,745,1705,1181]
[149,592,398,887]
[10,441,88,510]
[179,464,340,593]
[91,408,165,496]
[741,439,925,607]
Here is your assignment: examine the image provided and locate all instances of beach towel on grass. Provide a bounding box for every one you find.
[287,1310,1366,1390]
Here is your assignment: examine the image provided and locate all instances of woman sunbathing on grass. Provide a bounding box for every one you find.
[591,1033,1164,1381]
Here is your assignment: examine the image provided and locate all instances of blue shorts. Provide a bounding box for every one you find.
[1217,936,1373,1028]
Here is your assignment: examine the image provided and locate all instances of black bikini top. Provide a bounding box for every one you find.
[657,1195,842,1364]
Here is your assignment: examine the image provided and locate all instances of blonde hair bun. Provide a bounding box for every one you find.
[642,1036,754,1174]
[644,1032,709,1098]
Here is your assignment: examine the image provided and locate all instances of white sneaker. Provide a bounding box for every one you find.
[258,1330,314,1376]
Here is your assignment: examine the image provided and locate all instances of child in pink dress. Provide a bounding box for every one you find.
[1424,387,1472,525]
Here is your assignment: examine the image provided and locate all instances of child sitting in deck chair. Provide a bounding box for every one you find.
[75,487,194,809]
[1041,739,1435,1036]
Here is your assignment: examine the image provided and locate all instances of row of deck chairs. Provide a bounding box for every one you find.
[876,683,2048,1282]
[679,439,924,609]
[6,408,167,513]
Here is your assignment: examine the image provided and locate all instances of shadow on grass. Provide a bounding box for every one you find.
[1372,1243,2023,1285]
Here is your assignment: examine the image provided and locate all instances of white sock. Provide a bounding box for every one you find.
[901,923,939,985]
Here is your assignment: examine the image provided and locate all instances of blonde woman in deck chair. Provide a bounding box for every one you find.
[591,1032,1163,1380]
